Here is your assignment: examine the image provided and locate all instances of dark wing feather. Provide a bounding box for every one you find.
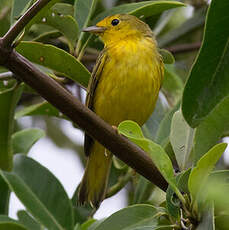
[84,49,108,156]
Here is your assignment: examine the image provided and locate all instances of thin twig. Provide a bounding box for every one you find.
[2,0,51,47]
[106,169,133,198]
[166,42,201,55]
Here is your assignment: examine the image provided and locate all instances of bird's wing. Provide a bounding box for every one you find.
[84,49,108,156]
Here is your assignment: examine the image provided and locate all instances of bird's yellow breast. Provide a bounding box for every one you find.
[93,37,163,126]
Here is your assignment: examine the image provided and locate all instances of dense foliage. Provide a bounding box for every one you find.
[0,0,229,229]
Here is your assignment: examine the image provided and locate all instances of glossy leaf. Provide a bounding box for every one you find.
[170,110,194,171]
[93,1,185,23]
[17,210,41,230]
[52,3,74,16]
[193,96,229,163]
[16,41,90,87]
[182,0,229,127]
[118,121,182,200]
[188,143,227,202]
[0,84,23,170]
[158,7,205,47]
[94,204,159,230]
[0,215,28,230]
[12,128,45,154]
[0,155,74,230]
[38,5,78,51]
[15,101,62,119]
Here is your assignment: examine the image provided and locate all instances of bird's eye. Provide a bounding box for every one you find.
[111,19,119,26]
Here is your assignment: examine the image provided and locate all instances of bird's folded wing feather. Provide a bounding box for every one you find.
[84,49,108,156]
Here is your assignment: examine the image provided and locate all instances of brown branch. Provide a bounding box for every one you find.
[166,42,201,55]
[2,0,51,47]
[0,38,168,192]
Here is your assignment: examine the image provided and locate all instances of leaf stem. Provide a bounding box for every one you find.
[2,0,51,47]
[106,169,133,198]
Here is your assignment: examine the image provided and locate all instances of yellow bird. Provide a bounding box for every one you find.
[78,14,164,208]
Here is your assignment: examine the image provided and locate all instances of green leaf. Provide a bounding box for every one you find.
[159,49,174,64]
[17,210,41,230]
[37,4,78,53]
[0,215,28,230]
[0,155,74,230]
[133,176,154,204]
[188,143,227,202]
[38,5,78,52]
[196,204,214,230]
[0,84,23,170]
[143,93,169,141]
[52,3,74,16]
[74,0,98,32]
[170,110,194,171]
[182,0,229,127]
[94,204,159,230]
[155,102,180,146]
[12,128,45,154]
[16,41,90,87]
[158,7,205,47]
[93,1,185,23]
[118,121,183,202]
[74,0,98,53]
[166,169,191,218]
[193,96,229,163]
[81,219,96,230]
[33,31,62,43]
[162,65,183,104]
[0,176,10,215]
[11,0,31,24]
[15,101,62,119]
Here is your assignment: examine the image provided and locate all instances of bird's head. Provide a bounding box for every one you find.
[83,14,153,45]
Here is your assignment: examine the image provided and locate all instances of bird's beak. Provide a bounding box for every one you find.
[83,26,106,33]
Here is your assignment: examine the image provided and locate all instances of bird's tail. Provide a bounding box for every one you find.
[78,141,112,208]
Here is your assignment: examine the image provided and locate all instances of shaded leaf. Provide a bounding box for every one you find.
[11,0,31,24]
[12,128,45,154]
[193,96,229,163]
[182,0,229,127]
[0,215,28,230]
[188,143,227,202]
[0,176,10,215]
[94,204,159,230]
[74,0,98,53]
[16,41,90,87]
[93,1,185,23]
[159,49,174,64]
[170,110,194,171]
[196,204,214,230]
[0,84,23,170]
[158,7,205,47]
[17,210,41,230]
[15,101,62,119]
[0,155,74,230]
[143,93,169,141]
[162,65,183,104]
[38,6,78,51]
[155,103,180,146]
